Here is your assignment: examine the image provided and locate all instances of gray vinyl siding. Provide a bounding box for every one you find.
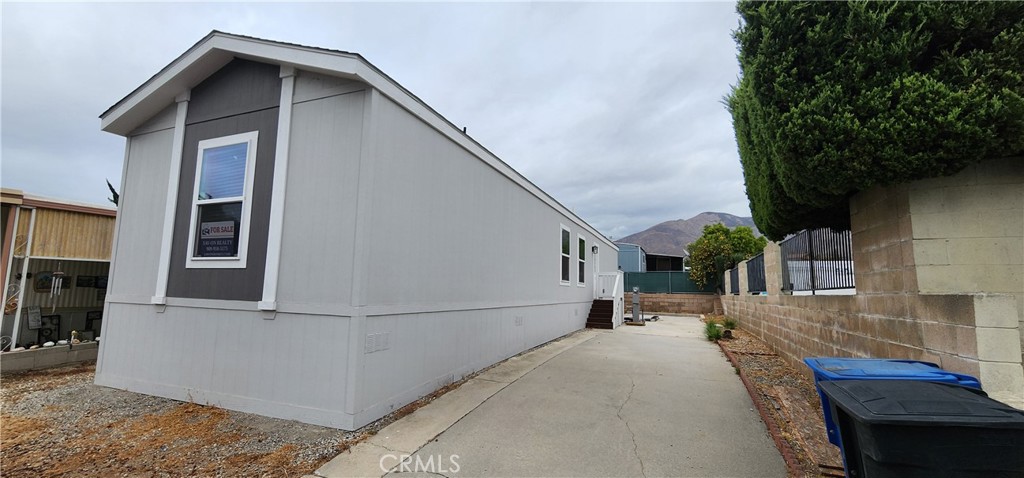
[108,128,174,301]
[129,103,176,136]
[346,93,617,423]
[363,94,607,307]
[166,59,281,301]
[292,71,365,104]
[275,85,366,309]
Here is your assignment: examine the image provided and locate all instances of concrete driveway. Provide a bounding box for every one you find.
[315,315,785,478]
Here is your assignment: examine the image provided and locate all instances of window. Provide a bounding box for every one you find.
[560,225,571,284]
[578,235,586,286]
[185,131,259,269]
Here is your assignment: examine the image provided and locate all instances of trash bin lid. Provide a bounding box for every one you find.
[804,357,979,385]
[819,380,1024,427]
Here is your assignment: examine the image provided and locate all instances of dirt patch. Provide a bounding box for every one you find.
[0,364,351,477]
[705,315,845,478]
[0,339,529,478]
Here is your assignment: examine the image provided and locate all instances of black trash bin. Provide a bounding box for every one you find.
[803,357,982,447]
[820,380,1024,478]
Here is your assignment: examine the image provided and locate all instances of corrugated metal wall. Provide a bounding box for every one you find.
[30,209,115,260]
[17,258,110,309]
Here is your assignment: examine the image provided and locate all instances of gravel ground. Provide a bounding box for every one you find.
[0,364,388,477]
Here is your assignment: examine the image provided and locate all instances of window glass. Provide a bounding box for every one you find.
[578,237,586,285]
[198,142,247,200]
[560,227,571,282]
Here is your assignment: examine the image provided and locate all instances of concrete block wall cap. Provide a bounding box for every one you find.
[977,361,1024,400]
[975,328,1024,362]
[973,294,1020,329]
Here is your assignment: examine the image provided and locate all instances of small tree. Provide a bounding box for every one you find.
[687,224,767,293]
[106,179,120,206]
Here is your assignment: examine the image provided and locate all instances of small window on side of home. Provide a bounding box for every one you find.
[185,131,259,269]
[578,235,586,286]
[560,226,571,284]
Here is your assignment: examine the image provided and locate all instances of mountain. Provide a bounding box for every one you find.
[616,212,759,256]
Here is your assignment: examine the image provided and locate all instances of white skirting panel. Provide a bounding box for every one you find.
[94,303,354,429]
[95,300,590,430]
[349,301,590,429]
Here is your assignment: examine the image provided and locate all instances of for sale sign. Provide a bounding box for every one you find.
[198,221,236,257]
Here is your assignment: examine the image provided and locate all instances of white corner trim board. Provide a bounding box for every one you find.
[259,65,297,312]
[152,94,190,305]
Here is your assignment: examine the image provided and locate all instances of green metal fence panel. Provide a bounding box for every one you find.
[624,272,716,294]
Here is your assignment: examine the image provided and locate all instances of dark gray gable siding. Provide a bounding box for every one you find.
[185,59,282,125]
[167,58,281,301]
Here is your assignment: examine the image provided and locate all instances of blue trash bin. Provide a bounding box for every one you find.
[803,357,982,447]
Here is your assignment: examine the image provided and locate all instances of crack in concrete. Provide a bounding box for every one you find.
[373,442,403,454]
[616,377,646,478]
[389,472,449,478]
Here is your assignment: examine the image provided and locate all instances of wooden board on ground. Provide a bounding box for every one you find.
[768,385,845,477]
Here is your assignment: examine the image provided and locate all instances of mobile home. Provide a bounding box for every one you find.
[96,32,622,429]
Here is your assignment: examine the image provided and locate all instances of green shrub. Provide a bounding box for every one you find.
[704,321,724,341]
[723,318,738,330]
[729,1,1024,239]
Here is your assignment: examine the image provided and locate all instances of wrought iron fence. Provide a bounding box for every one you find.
[746,253,766,293]
[729,267,739,295]
[780,228,855,292]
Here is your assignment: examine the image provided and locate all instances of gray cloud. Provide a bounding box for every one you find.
[1,2,748,238]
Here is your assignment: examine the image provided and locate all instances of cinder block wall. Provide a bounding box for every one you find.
[626,292,721,315]
[722,157,1024,406]
[906,158,1024,375]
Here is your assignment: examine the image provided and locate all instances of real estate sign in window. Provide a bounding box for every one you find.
[186,131,258,269]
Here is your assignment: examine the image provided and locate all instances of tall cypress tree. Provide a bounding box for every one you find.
[729,1,1024,239]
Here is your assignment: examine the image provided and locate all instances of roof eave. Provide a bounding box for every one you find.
[100,32,366,136]
[99,32,619,250]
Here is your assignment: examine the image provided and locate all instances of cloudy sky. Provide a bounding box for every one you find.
[1,2,748,239]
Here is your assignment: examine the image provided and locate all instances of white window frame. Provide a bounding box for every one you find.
[560,224,571,285]
[185,131,259,269]
[577,234,586,287]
